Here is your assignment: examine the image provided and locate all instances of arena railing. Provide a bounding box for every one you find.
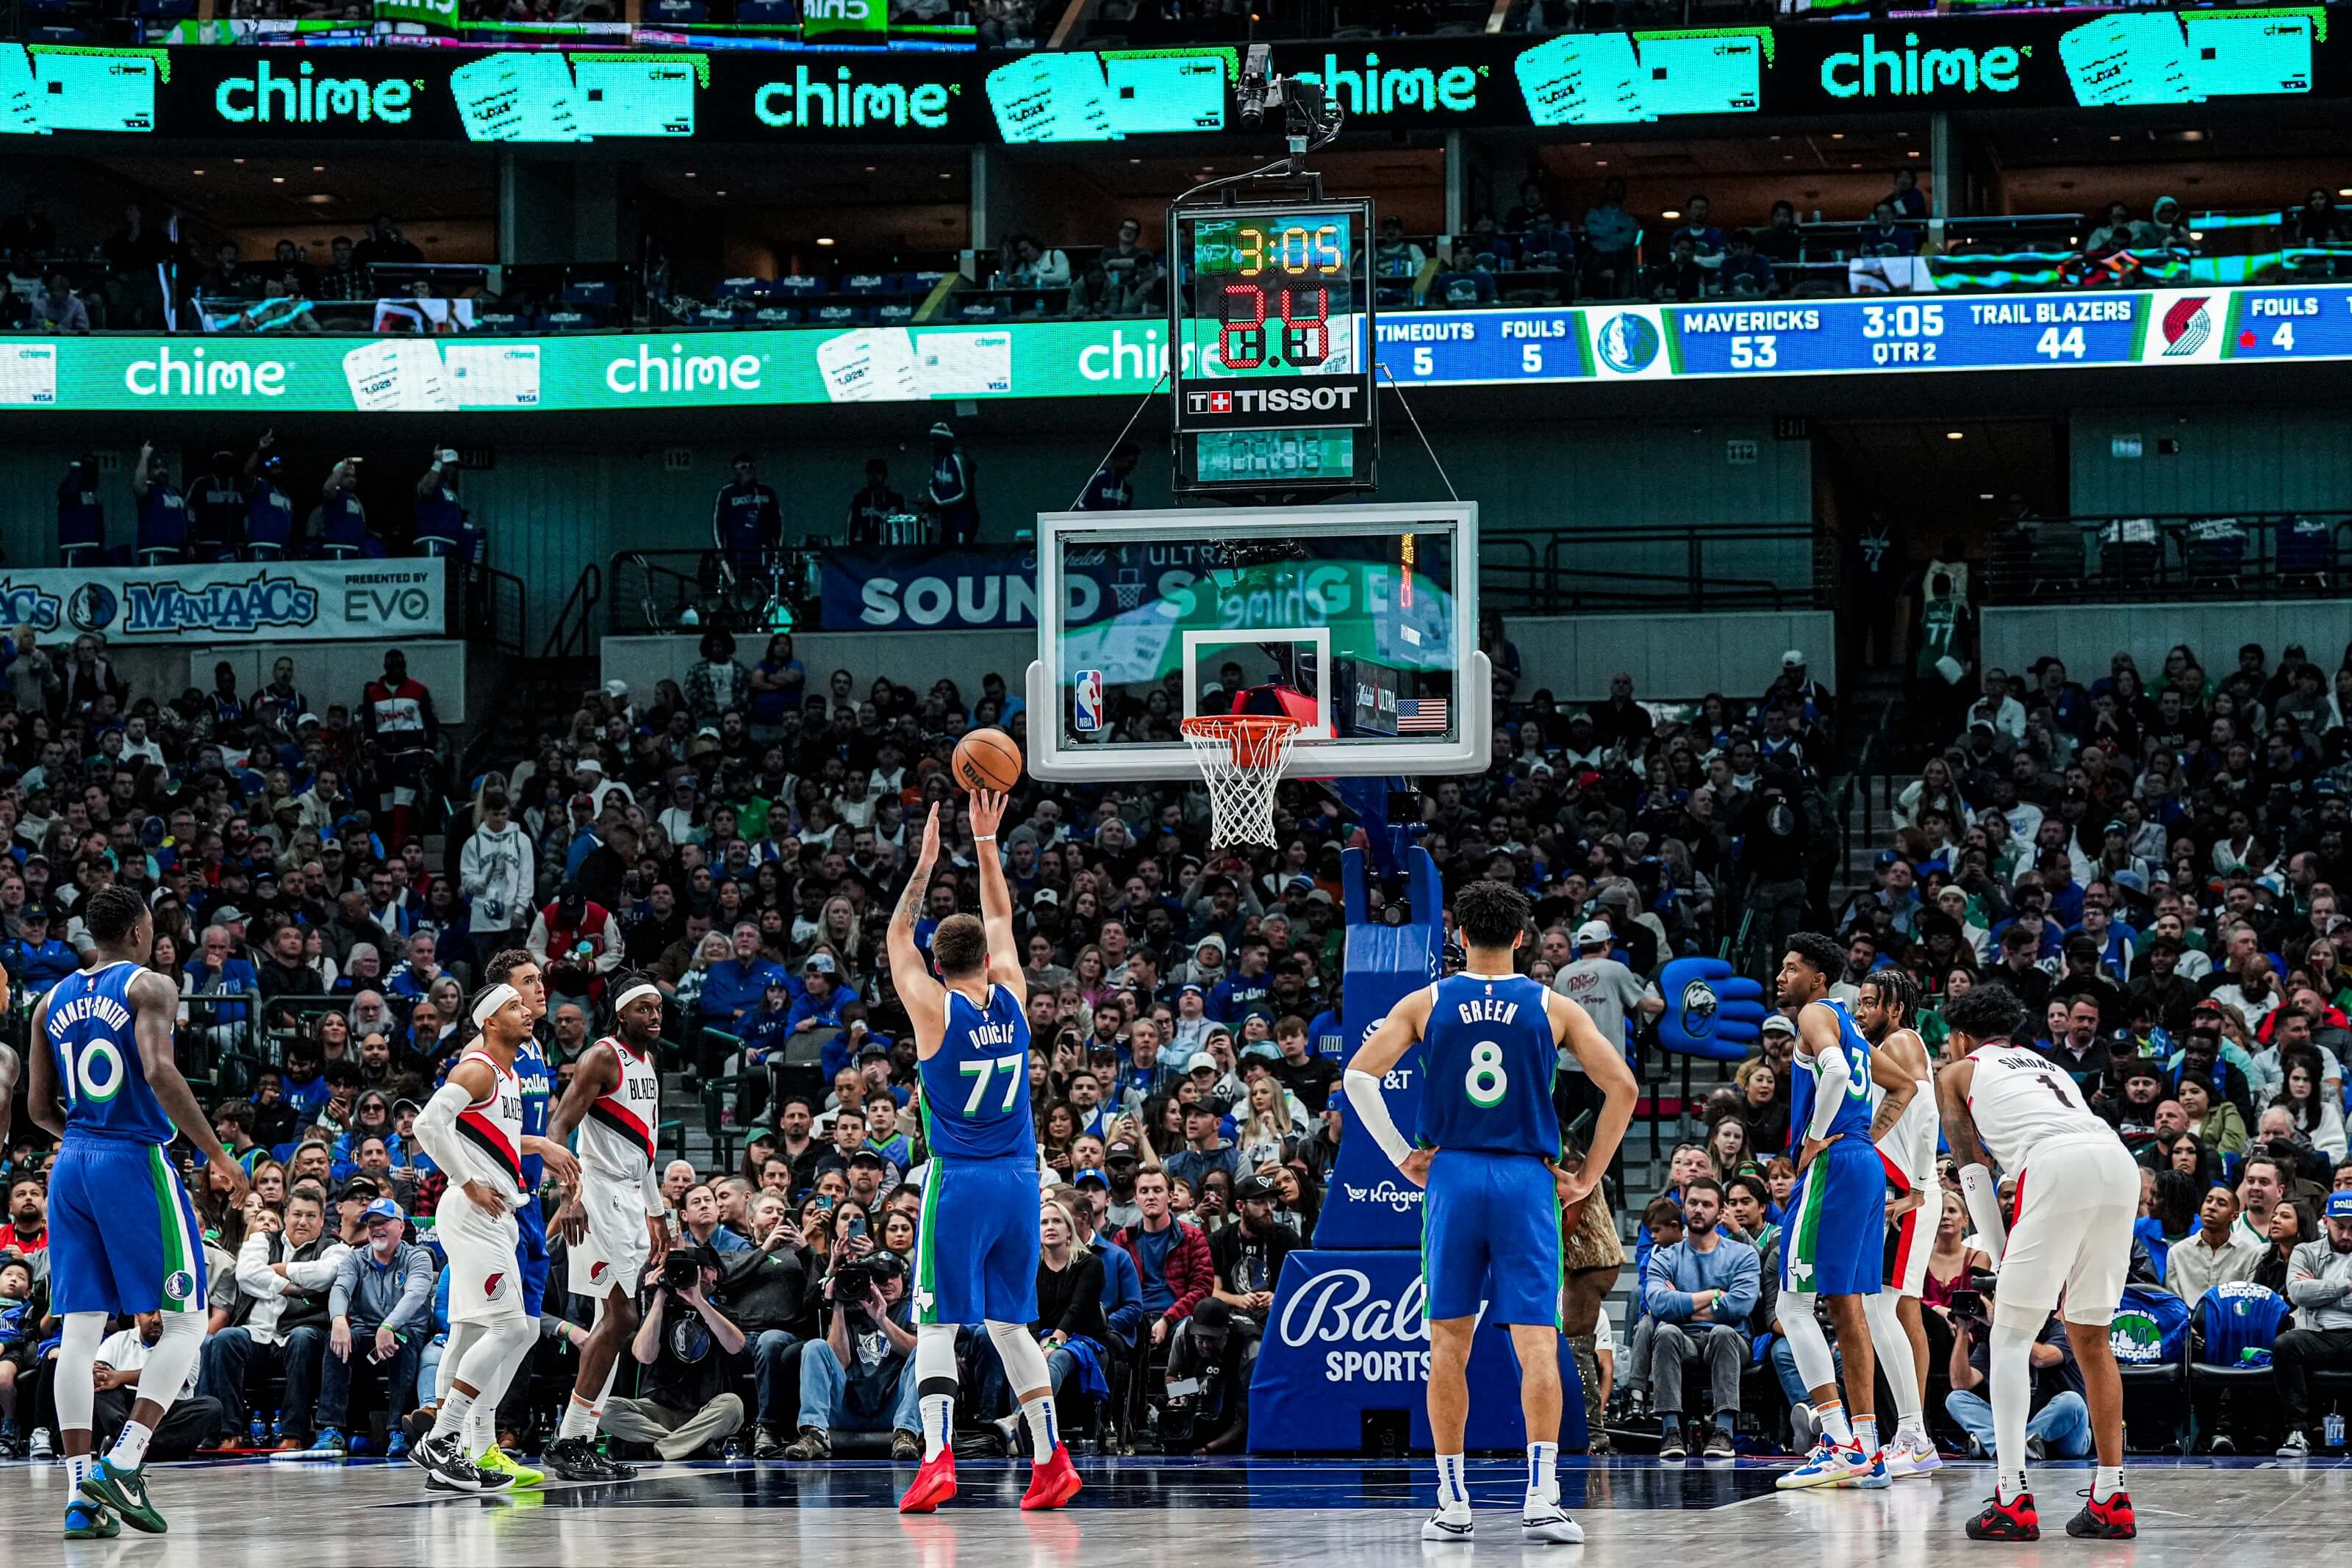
[1981,511,2352,604]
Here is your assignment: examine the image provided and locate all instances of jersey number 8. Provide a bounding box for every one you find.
[57,1038,126,1105]
[1466,1041,1508,1108]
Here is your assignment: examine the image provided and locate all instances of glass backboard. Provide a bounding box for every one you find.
[1025,502,1489,781]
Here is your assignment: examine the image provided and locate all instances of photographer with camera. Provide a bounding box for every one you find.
[599,1247,747,1463]
[781,1247,921,1460]
[1943,1278,2091,1463]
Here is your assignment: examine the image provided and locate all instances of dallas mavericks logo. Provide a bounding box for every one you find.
[1595,312,1661,374]
[164,1270,195,1303]
[2109,1306,2162,1364]
[67,583,118,633]
[1677,978,1720,1040]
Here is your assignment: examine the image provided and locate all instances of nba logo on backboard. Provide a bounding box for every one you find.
[1074,669,1104,732]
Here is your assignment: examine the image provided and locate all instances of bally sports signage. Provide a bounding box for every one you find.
[0,283,2339,415]
[8,17,2349,145]
[0,559,444,644]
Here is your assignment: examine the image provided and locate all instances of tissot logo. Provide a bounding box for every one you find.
[1186,386,1360,414]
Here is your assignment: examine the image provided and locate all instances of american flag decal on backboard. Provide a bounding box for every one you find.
[1397,697,1448,733]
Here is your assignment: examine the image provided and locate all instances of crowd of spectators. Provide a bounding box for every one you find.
[1602,633,2352,1459]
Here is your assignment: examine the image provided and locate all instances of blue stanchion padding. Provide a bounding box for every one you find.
[1654,957,1767,1063]
[1315,846,1443,1250]
[1248,1248,1587,1453]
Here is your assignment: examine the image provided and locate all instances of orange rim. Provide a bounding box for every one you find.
[1181,714,1302,769]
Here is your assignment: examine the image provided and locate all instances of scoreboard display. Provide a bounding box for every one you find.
[1170,198,1375,494]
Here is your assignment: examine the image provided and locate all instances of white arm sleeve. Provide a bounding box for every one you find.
[1807,1042,1851,1140]
[1960,1163,2008,1259]
[414,1079,473,1176]
[1344,1067,1413,1168]
[641,1154,665,1218]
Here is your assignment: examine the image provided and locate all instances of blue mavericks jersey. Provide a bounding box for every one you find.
[47,960,171,1145]
[921,985,1034,1161]
[1415,973,1560,1158]
[514,1035,552,1187]
[1788,999,1875,1152]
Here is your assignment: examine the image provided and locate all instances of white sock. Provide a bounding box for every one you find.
[2093,1465,2124,1503]
[65,1452,92,1493]
[1525,1442,1558,1508]
[1896,1414,1929,1447]
[1814,1400,1853,1447]
[1434,1451,1469,1511]
[920,1394,954,1461]
[1019,1393,1058,1464]
[559,1395,598,1443]
[431,1388,475,1445]
[469,1400,496,1459]
[106,1421,154,1470]
[1853,1414,1879,1456]
[1989,1315,2040,1500]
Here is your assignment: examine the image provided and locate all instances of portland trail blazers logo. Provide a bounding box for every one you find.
[484,1270,507,1300]
[2159,297,2212,356]
[589,1261,609,1284]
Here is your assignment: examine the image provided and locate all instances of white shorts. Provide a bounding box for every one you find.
[570,1173,653,1302]
[1997,1133,2140,1326]
[1885,1196,1934,1298]
[436,1184,524,1326]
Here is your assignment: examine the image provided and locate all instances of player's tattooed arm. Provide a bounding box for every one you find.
[1866,1048,1918,1143]
[1935,1059,1990,1171]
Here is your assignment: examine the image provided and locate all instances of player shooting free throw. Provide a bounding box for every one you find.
[1345,879,1638,1547]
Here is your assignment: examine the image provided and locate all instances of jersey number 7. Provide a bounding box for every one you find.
[958,1054,1025,1116]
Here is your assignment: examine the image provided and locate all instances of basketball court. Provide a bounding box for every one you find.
[0,1454,2330,1567]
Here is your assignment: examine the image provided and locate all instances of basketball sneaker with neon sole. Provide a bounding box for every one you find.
[898,1450,957,1514]
[474,1447,543,1488]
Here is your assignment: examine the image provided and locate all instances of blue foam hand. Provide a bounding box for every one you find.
[1656,957,1766,1059]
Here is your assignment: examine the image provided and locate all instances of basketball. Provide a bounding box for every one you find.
[952,727,1022,793]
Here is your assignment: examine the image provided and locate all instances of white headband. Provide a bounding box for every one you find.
[470,983,520,1029]
[614,982,661,1015]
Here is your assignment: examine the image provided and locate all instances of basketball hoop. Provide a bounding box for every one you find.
[1181,715,1302,849]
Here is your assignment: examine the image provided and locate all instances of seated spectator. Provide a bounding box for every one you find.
[602,1247,748,1462]
[975,1195,1105,1454]
[1639,1177,1757,1458]
[783,1248,919,1459]
[1945,1300,2090,1461]
[1433,246,1496,308]
[2167,1183,2264,1304]
[1718,231,1775,298]
[2273,1190,2352,1457]
[1645,235,1707,303]
[1668,195,1727,262]
[90,1314,221,1464]
[1169,1173,1297,1451]
[197,1183,342,1448]
[727,1192,815,1459]
[1112,1166,1212,1411]
[313,1197,433,1455]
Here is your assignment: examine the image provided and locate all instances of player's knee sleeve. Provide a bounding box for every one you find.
[54,1312,105,1433]
[914,1321,958,1398]
[135,1308,206,1410]
[986,1320,1052,1396]
[1777,1292,1839,1394]
[438,1322,479,1398]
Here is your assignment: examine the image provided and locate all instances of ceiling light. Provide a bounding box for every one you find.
[816,237,835,246]
[715,190,728,196]
[1978,492,1994,500]
[2108,134,2121,142]
[1907,149,1920,157]
[864,164,875,171]
[312,163,324,171]
[233,157,245,164]
[1660,209,1681,220]
[939,172,952,179]
[1831,132,1844,140]
[1595,159,1607,168]
[2339,187,2352,198]
[684,171,697,178]
[191,168,204,176]
[302,193,334,205]
[271,176,284,184]
[1946,431,1965,441]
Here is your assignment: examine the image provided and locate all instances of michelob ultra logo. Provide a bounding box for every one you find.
[215,59,420,123]
[1820,32,2023,98]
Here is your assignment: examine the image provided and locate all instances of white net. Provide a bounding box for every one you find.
[1182,717,1302,849]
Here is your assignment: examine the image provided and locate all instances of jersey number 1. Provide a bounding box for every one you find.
[958,1054,1025,1116]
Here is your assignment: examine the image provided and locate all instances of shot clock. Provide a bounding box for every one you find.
[1169,196,1375,495]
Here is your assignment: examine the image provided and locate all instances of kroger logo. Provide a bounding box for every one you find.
[1276,1267,1429,1348]
[1340,1179,1424,1214]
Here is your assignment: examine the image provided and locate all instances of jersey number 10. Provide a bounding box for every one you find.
[958,1054,1025,1116]
[57,1038,127,1105]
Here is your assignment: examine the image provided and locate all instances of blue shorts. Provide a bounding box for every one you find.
[915,1156,1039,1326]
[1421,1149,1562,1327]
[1781,1140,1886,1298]
[49,1137,207,1317]
[512,1198,550,1317]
